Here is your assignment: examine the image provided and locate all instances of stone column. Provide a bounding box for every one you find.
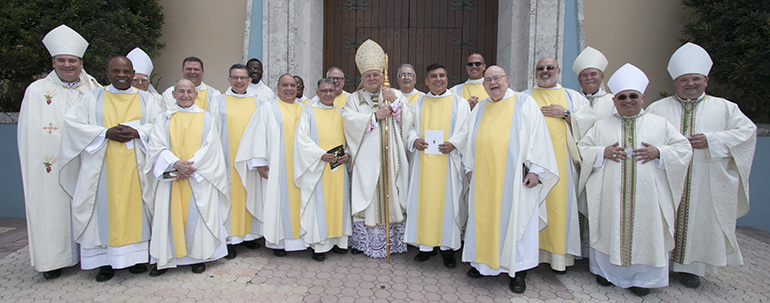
[261,0,323,91]
[497,0,566,91]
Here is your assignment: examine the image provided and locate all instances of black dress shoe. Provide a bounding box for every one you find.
[273,249,287,257]
[413,251,435,262]
[95,266,114,282]
[440,250,456,268]
[630,287,650,296]
[595,275,612,286]
[350,248,363,255]
[149,266,168,277]
[42,269,62,280]
[225,245,237,260]
[312,252,325,262]
[191,263,206,274]
[331,246,348,254]
[243,240,260,249]
[679,272,700,288]
[509,272,527,294]
[128,264,147,274]
[466,267,483,278]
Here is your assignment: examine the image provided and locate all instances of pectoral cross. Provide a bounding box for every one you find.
[43,122,58,134]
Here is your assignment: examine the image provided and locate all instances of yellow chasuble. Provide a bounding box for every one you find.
[473,96,515,268]
[102,91,144,247]
[333,93,348,108]
[276,100,303,238]
[531,89,569,254]
[460,83,489,101]
[416,95,452,246]
[225,95,258,237]
[167,112,205,257]
[406,93,421,106]
[195,89,209,111]
[312,107,346,238]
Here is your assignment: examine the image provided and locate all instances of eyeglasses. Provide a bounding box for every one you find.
[579,71,600,78]
[297,83,304,87]
[536,66,557,71]
[397,73,415,79]
[467,62,484,67]
[330,77,345,82]
[247,67,261,71]
[675,76,705,84]
[318,89,335,94]
[616,93,640,101]
[229,76,250,81]
[483,75,508,84]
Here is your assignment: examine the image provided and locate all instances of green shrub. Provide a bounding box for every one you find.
[0,0,164,112]
[682,0,770,123]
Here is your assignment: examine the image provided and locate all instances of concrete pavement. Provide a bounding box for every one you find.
[1,217,768,302]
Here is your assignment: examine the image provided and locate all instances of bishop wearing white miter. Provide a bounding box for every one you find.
[647,42,756,289]
[18,24,100,280]
[578,63,692,296]
[572,46,615,120]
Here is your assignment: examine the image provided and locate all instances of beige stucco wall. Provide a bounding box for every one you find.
[584,0,688,104]
[154,0,248,93]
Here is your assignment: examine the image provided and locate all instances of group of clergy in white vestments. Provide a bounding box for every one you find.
[18,25,756,297]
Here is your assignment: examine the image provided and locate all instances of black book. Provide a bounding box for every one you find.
[327,144,345,170]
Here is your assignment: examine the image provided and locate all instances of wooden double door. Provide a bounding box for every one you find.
[323,0,498,93]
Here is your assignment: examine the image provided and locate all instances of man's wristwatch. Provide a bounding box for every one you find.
[563,109,571,119]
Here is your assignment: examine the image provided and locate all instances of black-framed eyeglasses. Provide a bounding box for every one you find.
[616,93,640,101]
[467,62,484,67]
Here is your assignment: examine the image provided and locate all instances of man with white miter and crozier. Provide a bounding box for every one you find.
[646,42,756,289]
[578,63,692,296]
[18,24,101,280]
[146,79,229,276]
[342,39,414,258]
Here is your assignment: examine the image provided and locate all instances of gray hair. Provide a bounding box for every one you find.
[317,77,335,87]
[325,66,343,77]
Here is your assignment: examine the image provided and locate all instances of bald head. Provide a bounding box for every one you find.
[535,57,560,88]
[482,65,510,102]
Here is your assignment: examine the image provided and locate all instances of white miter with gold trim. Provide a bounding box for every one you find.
[572,46,608,76]
[667,42,713,79]
[608,63,648,94]
[126,47,154,76]
[42,24,88,58]
[355,39,386,74]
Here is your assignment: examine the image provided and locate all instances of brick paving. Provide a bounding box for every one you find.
[1,217,768,302]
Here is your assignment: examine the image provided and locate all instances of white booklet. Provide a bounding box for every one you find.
[424,130,444,155]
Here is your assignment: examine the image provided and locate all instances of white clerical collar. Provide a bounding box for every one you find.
[534,83,563,90]
[401,89,417,96]
[249,80,266,88]
[175,104,204,113]
[314,100,335,109]
[487,88,517,103]
[427,89,452,98]
[105,84,137,94]
[583,87,605,97]
[366,90,379,96]
[466,78,484,85]
[63,79,81,88]
[226,87,249,97]
[195,82,208,91]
